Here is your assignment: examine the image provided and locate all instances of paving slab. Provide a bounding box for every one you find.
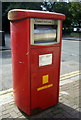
[0,78,80,119]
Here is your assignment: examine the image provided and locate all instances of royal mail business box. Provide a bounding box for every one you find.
[8,9,65,115]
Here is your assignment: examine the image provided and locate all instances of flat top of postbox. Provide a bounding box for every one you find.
[8,9,66,21]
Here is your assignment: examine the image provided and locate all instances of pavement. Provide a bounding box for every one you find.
[0,71,81,119]
[63,37,81,41]
[0,34,11,51]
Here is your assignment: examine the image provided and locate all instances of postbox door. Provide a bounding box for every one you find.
[30,46,61,113]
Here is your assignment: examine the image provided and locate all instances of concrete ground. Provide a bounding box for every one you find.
[0,74,81,119]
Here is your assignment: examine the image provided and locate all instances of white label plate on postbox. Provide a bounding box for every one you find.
[39,54,52,66]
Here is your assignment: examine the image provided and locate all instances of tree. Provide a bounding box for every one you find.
[41,0,55,12]
[68,2,81,26]
[2,2,42,32]
[54,2,72,33]
[54,2,81,33]
[2,2,81,34]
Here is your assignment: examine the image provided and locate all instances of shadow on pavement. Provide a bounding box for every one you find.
[2,50,11,59]
[19,103,81,119]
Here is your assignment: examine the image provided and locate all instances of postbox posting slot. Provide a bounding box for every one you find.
[34,24,57,44]
[30,18,60,45]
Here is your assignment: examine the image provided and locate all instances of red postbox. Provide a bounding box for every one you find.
[8,9,65,115]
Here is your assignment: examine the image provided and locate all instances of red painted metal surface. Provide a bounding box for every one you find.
[10,19,31,115]
[9,9,65,115]
[8,9,66,21]
[30,47,60,109]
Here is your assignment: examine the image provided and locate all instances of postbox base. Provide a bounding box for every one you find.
[17,102,59,116]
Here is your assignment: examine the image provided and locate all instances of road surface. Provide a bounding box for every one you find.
[0,36,81,90]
